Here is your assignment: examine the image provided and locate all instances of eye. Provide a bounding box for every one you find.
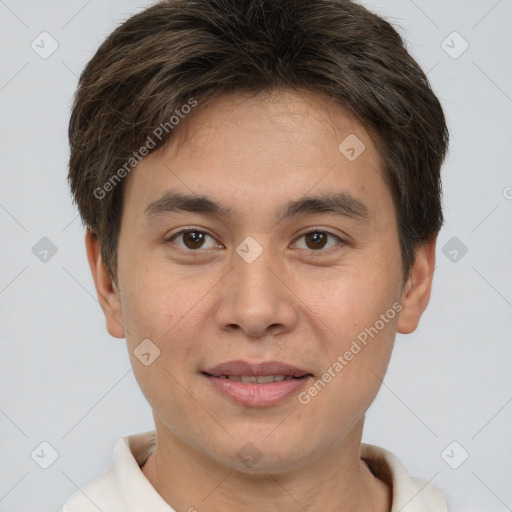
[168,229,220,251]
[293,229,342,252]
[166,228,343,253]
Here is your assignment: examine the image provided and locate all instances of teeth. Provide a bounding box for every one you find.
[255,375,276,384]
[221,375,295,383]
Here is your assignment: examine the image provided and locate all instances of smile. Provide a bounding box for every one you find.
[201,360,313,406]
[207,374,306,383]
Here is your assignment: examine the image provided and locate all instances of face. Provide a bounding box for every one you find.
[90,88,434,473]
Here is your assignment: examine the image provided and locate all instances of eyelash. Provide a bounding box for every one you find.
[166,228,344,255]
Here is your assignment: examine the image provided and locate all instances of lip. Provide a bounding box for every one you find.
[202,360,313,407]
[203,359,310,377]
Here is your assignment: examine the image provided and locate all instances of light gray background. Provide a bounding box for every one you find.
[0,1,511,511]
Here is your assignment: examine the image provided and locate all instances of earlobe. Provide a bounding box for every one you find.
[85,229,126,339]
[397,235,437,335]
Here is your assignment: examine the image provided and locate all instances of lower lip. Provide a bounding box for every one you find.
[203,374,312,407]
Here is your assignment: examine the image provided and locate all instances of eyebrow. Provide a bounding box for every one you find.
[144,190,370,223]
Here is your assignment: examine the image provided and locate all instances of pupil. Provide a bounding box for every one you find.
[306,232,326,250]
[185,231,204,249]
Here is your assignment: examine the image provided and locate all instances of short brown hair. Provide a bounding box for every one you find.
[68,0,449,286]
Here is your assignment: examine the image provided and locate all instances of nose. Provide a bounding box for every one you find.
[213,240,300,340]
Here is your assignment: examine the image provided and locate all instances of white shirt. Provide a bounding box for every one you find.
[62,430,448,512]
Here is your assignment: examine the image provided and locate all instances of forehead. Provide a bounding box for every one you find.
[122,88,392,225]
[170,88,368,155]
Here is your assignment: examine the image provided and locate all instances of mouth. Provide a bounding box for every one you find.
[203,359,312,378]
[201,360,313,407]
[202,373,310,383]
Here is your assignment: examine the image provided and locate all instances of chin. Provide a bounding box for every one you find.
[213,435,313,475]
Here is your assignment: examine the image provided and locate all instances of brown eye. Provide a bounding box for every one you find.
[182,231,206,249]
[295,230,341,252]
[304,232,328,250]
[169,230,219,251]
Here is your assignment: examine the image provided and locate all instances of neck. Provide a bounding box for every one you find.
[141,418,391,512]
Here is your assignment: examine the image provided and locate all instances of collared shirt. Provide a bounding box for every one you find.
[62,430,449,511]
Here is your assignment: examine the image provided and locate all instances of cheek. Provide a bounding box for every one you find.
[119,263,216,395]
[297,291,398,433]
[319,286,398,381]
[302,256,401,338]
[119,256,197,338]
[294,257,400,399]
[119,273,204,423]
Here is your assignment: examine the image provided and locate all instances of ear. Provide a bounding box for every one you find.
[85,229,125,338]
[397,235,437,334]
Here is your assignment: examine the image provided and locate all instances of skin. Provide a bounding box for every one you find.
[86,88,436,512]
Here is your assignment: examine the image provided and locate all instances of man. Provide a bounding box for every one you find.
[63,0,449,510]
